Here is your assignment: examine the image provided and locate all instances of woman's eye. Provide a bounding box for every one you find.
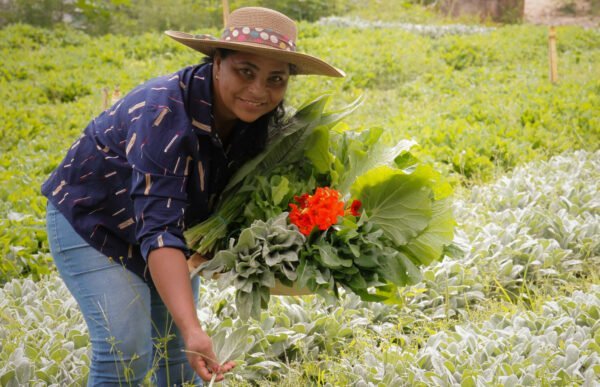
[269,76,286,85]
[239,68,253,78]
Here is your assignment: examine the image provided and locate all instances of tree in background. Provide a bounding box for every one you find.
[0,0,352,34]
[0,0,73,27]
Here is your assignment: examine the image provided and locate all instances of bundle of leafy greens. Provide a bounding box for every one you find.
[187,95,456,320]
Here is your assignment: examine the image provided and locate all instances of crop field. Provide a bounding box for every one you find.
[0,3,599,386]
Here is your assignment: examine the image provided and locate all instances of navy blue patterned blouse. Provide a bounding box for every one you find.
[42,63,268,283]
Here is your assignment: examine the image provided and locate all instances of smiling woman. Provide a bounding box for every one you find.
[40,6,344,386]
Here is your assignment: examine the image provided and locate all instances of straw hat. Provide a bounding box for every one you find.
[165,7,345,77]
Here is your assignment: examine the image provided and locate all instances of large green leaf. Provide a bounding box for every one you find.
[317,94,364,128]
[333,127,417,195]
[378,250,423,286]
[402,197,455,266]
[304,125,332,173]
[351,165,433,246]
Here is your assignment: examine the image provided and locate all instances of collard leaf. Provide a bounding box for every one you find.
[419,163,453,200]
[351,165,432,246]
[334,128,417,195]
[402,197,455,266]
[379,250,422,286]
[317,95,364,127]
[305,125,332,173]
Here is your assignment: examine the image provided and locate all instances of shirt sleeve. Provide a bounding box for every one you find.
[125,84,199,260]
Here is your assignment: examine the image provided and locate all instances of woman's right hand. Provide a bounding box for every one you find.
[187,252,210,272]
[184,328,236,382]
[147,248,235,382]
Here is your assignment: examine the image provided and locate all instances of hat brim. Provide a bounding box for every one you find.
[165,31,345,78]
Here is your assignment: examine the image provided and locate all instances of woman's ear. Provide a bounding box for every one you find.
[213,52,222,80]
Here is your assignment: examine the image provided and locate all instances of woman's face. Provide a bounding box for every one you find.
[213,51,290,124]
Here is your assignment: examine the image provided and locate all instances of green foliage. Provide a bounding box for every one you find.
[0,277,89,385]
[453,150,600,304]
[243,170,316,223]
[291,24,600,183]
[2,149,599,384]
[0,0,70,28]
[0,0,354,35]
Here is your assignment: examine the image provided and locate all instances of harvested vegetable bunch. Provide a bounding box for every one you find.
[188,95,457,320]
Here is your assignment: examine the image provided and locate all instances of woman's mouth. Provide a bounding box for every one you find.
[238,97,265,107]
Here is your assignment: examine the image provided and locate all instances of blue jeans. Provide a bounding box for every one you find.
[46,202,202,386]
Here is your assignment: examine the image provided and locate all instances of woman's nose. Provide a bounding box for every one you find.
[247,78,267,98]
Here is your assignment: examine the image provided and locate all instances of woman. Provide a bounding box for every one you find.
[42,6,343,386]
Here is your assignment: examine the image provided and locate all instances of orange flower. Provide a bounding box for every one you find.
[289,187,345,236]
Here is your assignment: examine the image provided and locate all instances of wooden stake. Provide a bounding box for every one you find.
[222,0,230,27]
[549,26,558,83]
[102,87,109,110]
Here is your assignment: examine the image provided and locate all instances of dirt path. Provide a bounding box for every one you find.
[524,0,600,27]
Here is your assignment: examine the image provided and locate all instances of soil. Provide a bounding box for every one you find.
[524,0,600,27]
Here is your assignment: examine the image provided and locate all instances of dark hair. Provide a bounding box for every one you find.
[202,49,295,127]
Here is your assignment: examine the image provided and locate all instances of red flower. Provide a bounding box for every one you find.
[349,199,362,217]
[289,187,345,236]
[294,193,310,208]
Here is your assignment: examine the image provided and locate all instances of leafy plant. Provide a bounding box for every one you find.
[196,213,306,321]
